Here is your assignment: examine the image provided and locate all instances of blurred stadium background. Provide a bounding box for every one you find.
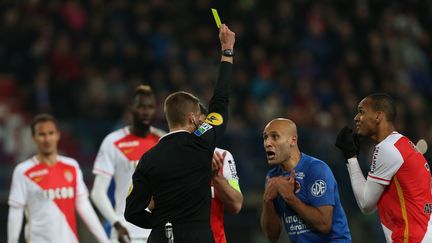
[0,0,431,242]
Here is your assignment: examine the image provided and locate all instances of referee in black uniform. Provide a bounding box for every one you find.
[124,24,235,243]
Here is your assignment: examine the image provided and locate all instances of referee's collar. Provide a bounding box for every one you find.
[159,130,190,141]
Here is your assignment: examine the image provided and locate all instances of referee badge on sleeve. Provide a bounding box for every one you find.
[194,122,213,136]
[205,113,223,126]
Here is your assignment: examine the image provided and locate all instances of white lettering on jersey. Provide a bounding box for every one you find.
[42,187,74,200]
[28,169,49,178]
[284,214,311,235]
[118,141,140,148]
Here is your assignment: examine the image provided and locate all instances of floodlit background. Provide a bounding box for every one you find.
[1,0,431,242]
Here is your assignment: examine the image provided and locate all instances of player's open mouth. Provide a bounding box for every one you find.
[266,151,275,160]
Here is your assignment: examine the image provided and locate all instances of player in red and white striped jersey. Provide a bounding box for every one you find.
[211,148,243,243]
[90,85,165,243]
[8,114,109,243]
[336,93,432,243]
[200,104,243,243]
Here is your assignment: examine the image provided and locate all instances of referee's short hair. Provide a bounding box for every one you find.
[164,91,200,128]
[367,93,397,122]
[31,113,59,135]
[199,103,208,116]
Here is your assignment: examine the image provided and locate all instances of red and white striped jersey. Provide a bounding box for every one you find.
[368,132,432,243]
[93,126,164,239]
[210,148,241,243]
[8,155,88,243]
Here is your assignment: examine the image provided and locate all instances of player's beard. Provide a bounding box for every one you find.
[132,116,151,132]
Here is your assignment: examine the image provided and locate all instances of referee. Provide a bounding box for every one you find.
[124,24,235,243]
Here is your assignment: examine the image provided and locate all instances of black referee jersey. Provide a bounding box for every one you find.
[125,62,232,243]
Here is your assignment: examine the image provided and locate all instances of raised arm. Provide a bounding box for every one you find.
[199,24,235,146]
[336,127,385,214]
[212,150,243,213]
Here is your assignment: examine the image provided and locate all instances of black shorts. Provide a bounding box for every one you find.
[148,222,214,243]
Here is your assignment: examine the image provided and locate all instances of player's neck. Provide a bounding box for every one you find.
[37,152,58,166]
[169,123,195,133]
[282,149,301,171]
[374,123,396,143]
[131,126,150,137]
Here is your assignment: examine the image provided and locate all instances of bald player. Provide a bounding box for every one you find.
[336,93,432,242]
[261,118,351,243]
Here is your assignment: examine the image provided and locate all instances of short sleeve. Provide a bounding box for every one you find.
[221,150,241,192]
[306,163,336,207]
[367,144,403,185]
[75,163,89,199]
[92,137,116,177]
[8,166,27,207]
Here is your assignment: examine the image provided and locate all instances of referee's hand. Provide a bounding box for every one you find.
[219,24,235,51]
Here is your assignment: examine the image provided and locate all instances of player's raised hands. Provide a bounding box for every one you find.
[277,171,296,203]
[263,176,279,203]
[335,126,360,160]
[219,24,235,51]
[212,150,226,176]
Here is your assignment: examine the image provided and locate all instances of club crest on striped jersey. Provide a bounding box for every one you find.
[64,170,73,182]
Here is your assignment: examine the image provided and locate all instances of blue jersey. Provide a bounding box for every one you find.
[267,153,351,243]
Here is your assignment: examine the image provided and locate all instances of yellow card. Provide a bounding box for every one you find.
[211,8,221,28]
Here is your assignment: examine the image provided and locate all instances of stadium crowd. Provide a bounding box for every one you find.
[1,0,431,242]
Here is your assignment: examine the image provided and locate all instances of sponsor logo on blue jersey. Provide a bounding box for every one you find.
[311,180,327,197]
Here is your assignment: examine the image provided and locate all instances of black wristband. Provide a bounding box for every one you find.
[222,49,234,57]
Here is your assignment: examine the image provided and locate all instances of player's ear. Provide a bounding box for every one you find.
[375,111,384,123]
[290,135,298,146]
[187,112,195,124]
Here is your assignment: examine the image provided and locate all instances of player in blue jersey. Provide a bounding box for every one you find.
[260,118,351,243]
